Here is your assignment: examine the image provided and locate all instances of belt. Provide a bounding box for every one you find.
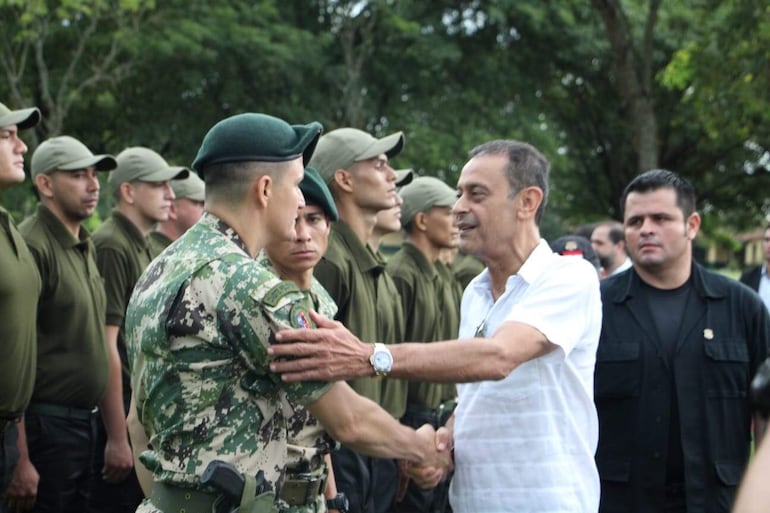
[27,402,97,421]
[150,481,219,513]
[279,471,326,507]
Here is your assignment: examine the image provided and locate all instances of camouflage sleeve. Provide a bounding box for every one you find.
[228,263,331,406]
[310,278,338,320]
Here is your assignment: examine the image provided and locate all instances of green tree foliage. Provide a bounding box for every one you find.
[1,0,768,235]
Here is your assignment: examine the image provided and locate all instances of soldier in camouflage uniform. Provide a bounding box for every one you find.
[259,167,346,513]
[125,114,440,513]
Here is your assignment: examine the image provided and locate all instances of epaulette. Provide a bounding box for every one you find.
[263,279,301,307]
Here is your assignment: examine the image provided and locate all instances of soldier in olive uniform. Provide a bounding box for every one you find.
[90,147,188,513]
[309,128,408,513]
[0,102,41,513]
[367,169,413,430]
[147,171,205,259]
[387,177,460,513]
[11,136,117,512]
[450,252,484,291]
[125,114,440,513]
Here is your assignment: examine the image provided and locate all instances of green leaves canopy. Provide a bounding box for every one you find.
[1,0,768,236]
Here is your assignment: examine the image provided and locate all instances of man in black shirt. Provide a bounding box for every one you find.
[594,169,770,513]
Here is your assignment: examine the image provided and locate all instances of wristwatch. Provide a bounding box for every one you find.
[326,492,349,513]
[369,342,393,377]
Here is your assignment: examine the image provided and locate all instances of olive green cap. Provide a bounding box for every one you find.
[309,127,405,184]
[192,113,323,177]
[171,171,205,202]
[300,167,338,221]
[31,136,116,178]
[108,147,189,194]
[0,102,40,130]
[400,176,457,224]
[395,168,414,187]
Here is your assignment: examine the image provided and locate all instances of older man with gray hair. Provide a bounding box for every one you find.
[272,139,603,513]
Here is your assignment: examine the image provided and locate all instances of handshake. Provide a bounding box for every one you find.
[404,424,454,490]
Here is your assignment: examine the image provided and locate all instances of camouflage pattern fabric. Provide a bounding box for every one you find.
[257,251,339,472]
[126,212,331,511]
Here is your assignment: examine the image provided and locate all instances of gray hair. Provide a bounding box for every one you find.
[468,140,550,225]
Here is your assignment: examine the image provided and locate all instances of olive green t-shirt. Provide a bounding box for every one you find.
[92,210,153,411]
[0,207,40,416]
[387,243,456,409]
[313,222,385,403]
[147,230,172,260]
[435,260,463,341]
[374,249,407,419]
[452,252,485,291]
[20,204,109,407]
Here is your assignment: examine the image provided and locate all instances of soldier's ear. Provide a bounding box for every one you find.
[34,173,55,200]
[253,174,271,208]
[119,182,135,205]
[333,169,354,194]
[413,211,428,232]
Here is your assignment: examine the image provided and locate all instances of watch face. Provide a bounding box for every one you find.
[374,351,392,369]
[372,346,393,372]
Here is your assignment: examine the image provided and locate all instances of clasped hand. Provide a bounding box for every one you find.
[406,424,454,489]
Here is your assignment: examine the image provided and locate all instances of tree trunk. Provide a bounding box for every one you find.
[592,0,661,173]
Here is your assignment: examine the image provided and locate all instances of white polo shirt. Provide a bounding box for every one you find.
[449,240,602,513]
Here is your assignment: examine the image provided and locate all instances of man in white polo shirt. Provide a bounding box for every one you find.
[271,139,603,513]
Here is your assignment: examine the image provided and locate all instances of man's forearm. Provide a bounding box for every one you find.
[13,418,31,465]
[271,313,554,383]
[100,325,128,442]
[308,384,435,464]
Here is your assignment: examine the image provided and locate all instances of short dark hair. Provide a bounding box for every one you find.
[468,140,550,225]
[594,221,625,245]
[620,169,696,219]
[203,160,288,204]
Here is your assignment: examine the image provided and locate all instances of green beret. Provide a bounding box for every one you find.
[192,113,323,177]
[400,176,457,225]
[0,102,40,130]
[31,136,116,178]
[300,167,338,221]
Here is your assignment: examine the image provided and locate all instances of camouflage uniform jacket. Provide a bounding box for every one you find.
[256,251,338,470]
[126,212,331,496]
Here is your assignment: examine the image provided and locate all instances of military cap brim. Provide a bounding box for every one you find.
[0,105,41,130]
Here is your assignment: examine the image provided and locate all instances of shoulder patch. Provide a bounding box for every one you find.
[290,301,315,329]
[263,279,302,307]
